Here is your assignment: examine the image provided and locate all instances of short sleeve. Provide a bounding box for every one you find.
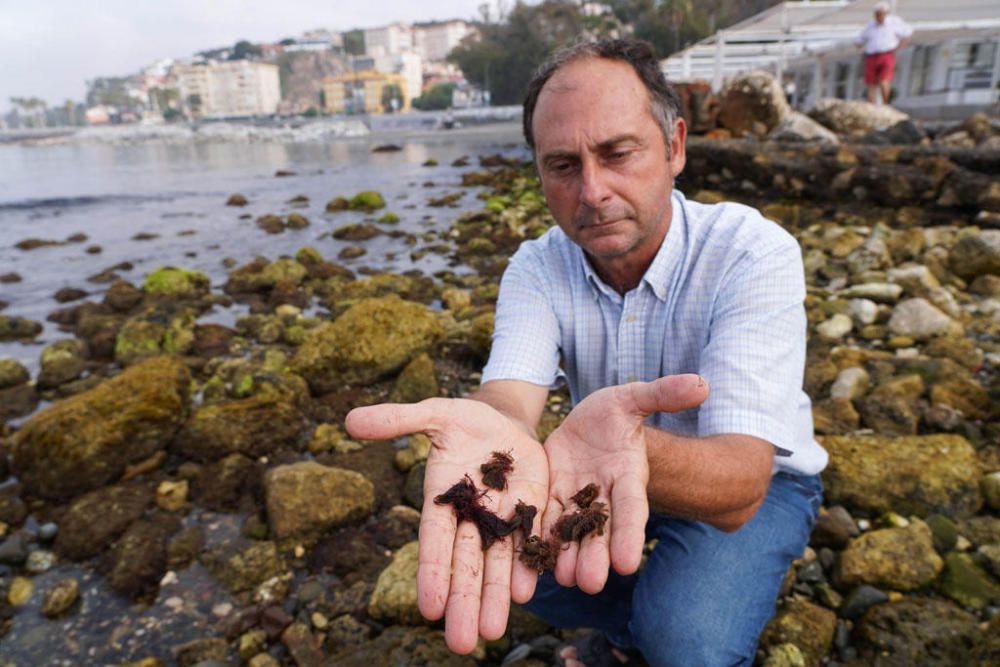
[696,239,808,456]
[480,245,564,388]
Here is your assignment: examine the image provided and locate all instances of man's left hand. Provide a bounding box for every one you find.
[541,374,709,592]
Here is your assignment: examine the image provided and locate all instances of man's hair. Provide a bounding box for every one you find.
[522,38,682,151]
[873,1,889,13]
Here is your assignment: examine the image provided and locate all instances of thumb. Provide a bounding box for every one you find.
[624,374,708,418]
[345,399,443,440]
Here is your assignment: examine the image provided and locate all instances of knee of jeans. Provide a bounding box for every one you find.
[629,606,757,667]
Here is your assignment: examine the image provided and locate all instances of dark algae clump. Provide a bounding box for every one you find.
[480,449,514,490]
[520,536,558,573]
[570,482,599,508]
[554,483,609,543]
[433,474,518,550]
[513,500,538,540]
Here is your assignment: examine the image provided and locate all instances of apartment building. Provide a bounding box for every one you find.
[321,69,410,114]
[413,20,475,62]
[175,60,281,118]
[364,23,413,58]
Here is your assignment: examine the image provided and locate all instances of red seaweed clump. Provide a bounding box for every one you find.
[570,483,600,508]
[519,536,558,573]
[513,500,538,540]
[480,450,515,491]
[552,483,609,543]
[434,474,518,550]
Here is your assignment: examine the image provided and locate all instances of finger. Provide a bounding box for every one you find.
[478,533,513,640]
[510,531,539,604]
[444,521,485,655]
[416,502,457,621]
[344,398,444,440]
[540,491,578,587]
[608,472,649,575]
[626,374,709,418]
[575,497,611,594]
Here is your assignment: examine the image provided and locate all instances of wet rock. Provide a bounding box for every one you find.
[107,516,179,597]
[8,576,33,606]
[368,541,422,624]
[172,395,307,462]
[820,434,982,518]
[0,315,42,341]
[142,266,210,299]
[348,191,386,211]
[718,70,789,137]
[256,214,285,234]
[374,505,421,549]
[286,213,310,229]
[291,296,442,392]
[759,597,836,667]
[810,505,858,549]
[0,533,29,565]
[762,643,805,667]
[325,196,349,212]
[856,375,923,435]
[983,472,1000,512]
[394,433,431,472]
[888,298,961,340]
[103,280,144,312]
[37,339,88,388]
[41,578,79,617]
[204,541,285,594]
[227,193,249,206]
[838,584,888,620]
[10,356,191,500]
[174,637,229,666]
[930,376,991,420]
[812,397,859,435]
[925,513,960,552]
[859,119,927,145]
[853,597,981,665]
[404,462,425,510]
[308,527,389,579]
[959,516,1000,548]
[0,358,30,389]
[377,211,399,224]
[264,461,376,540]
[948,230,1000,280]
[55,483,153,560]
[333,222,381,241]
[191,323,235,358]
[939,552,1000,609]
[339,245,366,260]
[53,287,87,303]
[156,479,188,511]
[25,549,55,573]
[835,519,943,591]
[325,614,372,653]
[167,526,204,570]
[307,423,362,455]
[281,622,325,666]
[389,352,438,403]
[330,626,476,666]
[809,99,909,136]
[769,111,839,145]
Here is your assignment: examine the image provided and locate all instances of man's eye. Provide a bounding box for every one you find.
[607,151,630,162]
[550,162,574,174]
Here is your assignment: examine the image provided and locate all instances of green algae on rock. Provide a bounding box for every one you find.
[264,461,376,540]
[10,356,191,500]
[834,519,944,591]
[142,266,210,299]
[347,190,386,211]
[291,296,442,393]
[367,541,422,625]
[759,597,836,667]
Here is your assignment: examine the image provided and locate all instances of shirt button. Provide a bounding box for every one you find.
[625,314,636,323]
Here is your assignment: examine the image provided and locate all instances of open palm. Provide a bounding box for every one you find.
[346,397,548,654]
[541,375,708,593]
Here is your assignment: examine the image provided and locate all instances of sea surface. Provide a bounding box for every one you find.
[0,122,528,374]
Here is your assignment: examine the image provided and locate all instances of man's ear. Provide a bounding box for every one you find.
[668,117,687,179]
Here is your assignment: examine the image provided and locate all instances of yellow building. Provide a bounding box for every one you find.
[321,70,410,114]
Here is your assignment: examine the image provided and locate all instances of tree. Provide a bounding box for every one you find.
[412,83,456,110]
[280,37,297,46]
[381,83,403,112]
[343,29,364,55]
[186,93,202,115]
[230,39,262,60]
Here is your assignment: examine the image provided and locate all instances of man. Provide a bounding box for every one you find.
[855,1,913,105]
[347,38,827,666]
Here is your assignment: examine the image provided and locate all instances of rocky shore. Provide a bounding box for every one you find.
[0,94,999,665]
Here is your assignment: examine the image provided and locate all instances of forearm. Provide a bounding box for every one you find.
[644,428,774,531]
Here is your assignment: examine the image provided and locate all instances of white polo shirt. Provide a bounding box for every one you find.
[856,15,913,54]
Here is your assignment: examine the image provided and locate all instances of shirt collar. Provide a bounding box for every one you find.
[578,190,686,303]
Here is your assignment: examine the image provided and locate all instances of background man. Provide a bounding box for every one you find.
[347,38,827,666]
[855,1,913,105]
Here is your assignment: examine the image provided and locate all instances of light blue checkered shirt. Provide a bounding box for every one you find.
[482,190,828,476]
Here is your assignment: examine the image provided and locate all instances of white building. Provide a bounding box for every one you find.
[364,23,414,58]
[175,61,281,118]
[661,0,1000,120]
[413,20,475,62]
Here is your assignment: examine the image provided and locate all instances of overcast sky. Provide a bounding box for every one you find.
[0,0,506,113]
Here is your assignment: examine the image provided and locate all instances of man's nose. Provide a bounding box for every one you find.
[579,160,612,209]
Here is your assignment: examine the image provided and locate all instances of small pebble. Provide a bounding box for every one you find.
[164,596,184,611]
[25,550,55,574]
[38,522,59,542]
[311,612,328,630]
[212,602,233,617]
[856,519,871,531]
[160,570,179,586]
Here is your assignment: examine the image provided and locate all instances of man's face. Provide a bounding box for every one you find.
[531,57,686,269]
[874,9,886,23]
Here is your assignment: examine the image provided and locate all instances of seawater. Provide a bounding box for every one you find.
[0,123,528,373]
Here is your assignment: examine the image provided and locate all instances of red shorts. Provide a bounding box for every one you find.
[864,51,896,85]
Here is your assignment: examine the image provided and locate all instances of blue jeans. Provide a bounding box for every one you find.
[522,472,823,667]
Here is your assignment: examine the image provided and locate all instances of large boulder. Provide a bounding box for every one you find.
[718,70,790,137]
[820,434,982,518]
[835,519,944,591]
[264,461,376,540]
[9,356,191,500]
[291,296,442,393]
[854,598,982,665]
[367,541,423,625]
[808,98,909,136]
[948,230,1000,280]
[172,395,308,462]
[758,598,836,667]
[54,483,154,560]
[768,111,839,145]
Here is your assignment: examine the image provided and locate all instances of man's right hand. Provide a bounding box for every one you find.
[345,397,549,655]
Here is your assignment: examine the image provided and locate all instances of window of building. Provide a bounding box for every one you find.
[833,62,851,99]
[948,41,996,90]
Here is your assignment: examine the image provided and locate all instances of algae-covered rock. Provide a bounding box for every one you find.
[939,552,1000,609]
[835,519,943,591]
[820,434,982,518]
[41,578,80,617]
[172,395,307,462]
[260,258,308,288]
[0,315,42,341]
[333,222,381,241]
[0,357,30,389]
[10,356,191,500]
[326,196,350,212]
[330,626,475,667]
[190,453,262,512]
[348,191,386,211]
[204,541,285,594]
[114,318,167,366]
[142,267,210,299]
[291,296,442,393]
[55,484,154,560]
[389,352,438,403]
[854,597,982,665]
[264,461,375,540]
[38,339,88,388]
[948,230,1000,280]
[106,516,178,597]
[368,541,423,625]
[758,597,836,667]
